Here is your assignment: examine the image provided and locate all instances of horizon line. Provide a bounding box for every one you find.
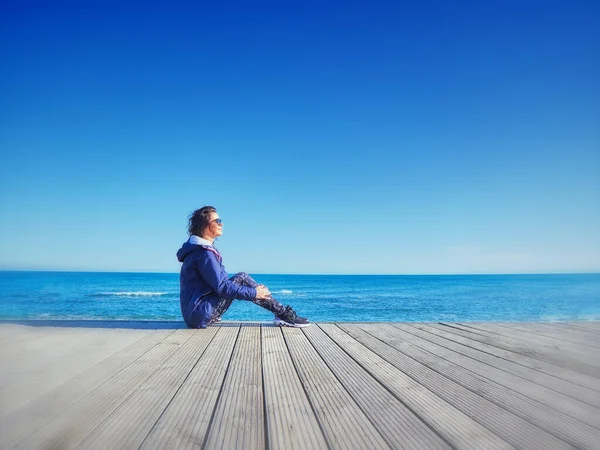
[1,269,599,276]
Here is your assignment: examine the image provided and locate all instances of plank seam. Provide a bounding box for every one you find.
[494,323,600,350]
[398,324,600,428]
[69,329,199,450]
[2,326,179,427]
[454,323,600,376]
[440,323,576,369]
[326,324,458,450]
[402,323,600,406]
[439,323,488,337]
[351,324,541,446]
[423,324,576,376]
[562,323,600,332]
[12,328,182,449]
[260,325,269,450]
[200,325,242,450]
[281,326,334,450]
[550,323,600,342]
[375,324,586,447]
[138,326,223,449]
[438,323,600,392]
[299,327,393,450]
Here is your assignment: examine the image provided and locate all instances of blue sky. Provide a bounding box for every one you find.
[1,0,598,274]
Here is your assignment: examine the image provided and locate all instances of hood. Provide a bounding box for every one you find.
[176,242,200,262]
[176,235,215,262]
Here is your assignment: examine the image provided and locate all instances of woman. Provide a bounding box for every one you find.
[177,206,310,329]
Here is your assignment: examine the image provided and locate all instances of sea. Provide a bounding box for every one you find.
[1,271,599,323]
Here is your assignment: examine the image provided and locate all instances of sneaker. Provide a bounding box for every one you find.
[208,316,222,325]
[274,306,310,328]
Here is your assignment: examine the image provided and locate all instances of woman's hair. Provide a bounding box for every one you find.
[188,206,216,236]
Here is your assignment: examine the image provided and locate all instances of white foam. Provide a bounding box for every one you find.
[97,291,170,297]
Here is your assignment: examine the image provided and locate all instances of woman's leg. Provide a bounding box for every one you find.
[231,272,289,316]
[208,296,234,324]
[208,272,287,324]
[232,273,309,327]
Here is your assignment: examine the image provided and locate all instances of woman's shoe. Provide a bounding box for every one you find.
[274,306,310,328]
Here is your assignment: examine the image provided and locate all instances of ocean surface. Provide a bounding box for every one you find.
[1,271,599,323]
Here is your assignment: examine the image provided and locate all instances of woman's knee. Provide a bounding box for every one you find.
[231,272,259,288]
[230,272,248,282]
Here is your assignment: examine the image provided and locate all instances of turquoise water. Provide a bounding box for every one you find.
[0,271,599,322]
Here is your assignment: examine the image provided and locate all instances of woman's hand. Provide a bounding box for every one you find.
[255,285,271,300]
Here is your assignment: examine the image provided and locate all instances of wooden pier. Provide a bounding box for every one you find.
[1,321,599,449]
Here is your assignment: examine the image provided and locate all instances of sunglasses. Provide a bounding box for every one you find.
[212,218,223,225]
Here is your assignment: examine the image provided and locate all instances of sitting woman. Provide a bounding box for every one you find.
[177,206,310,329]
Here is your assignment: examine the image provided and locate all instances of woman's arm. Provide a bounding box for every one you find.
[195,252,257,300]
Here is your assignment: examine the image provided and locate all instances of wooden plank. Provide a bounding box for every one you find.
[0,327,152,415]
[76,327,220,450]
[516,322,600,348]
[203,326,264,450]
[2,321,599,450]
[302,324,451,449]
[542,321,600,336]
[392,324,600,429]
[13,327,201,450]
[562,322,600,332]
[410,323,600,408]
[464,323,600,367]
[0,321,170,363]
[549,322,600,342]
[0,326,114,381]
[133,321,182,330]
[261,326,328,450]
[435,323,600,391]
[344,323,578,450]
[0,323,94,360]
[360,323,597,450]
[451,323,600,378]
[0,326,178,448]
[319,324,514,450]
[283,327,391,450]
[496,323,600,351]
[140,326,240,450]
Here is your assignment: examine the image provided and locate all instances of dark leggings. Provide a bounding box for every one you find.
[208,272,287,324]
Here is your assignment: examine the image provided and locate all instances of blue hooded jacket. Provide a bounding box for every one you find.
[176,236,257,328]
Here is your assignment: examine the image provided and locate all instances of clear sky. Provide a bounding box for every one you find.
[1,0,598,274]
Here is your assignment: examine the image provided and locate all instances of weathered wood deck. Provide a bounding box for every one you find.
[1,321,599,449]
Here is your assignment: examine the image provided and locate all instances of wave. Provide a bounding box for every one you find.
[273,289,293,295]
[90,291,172,297]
